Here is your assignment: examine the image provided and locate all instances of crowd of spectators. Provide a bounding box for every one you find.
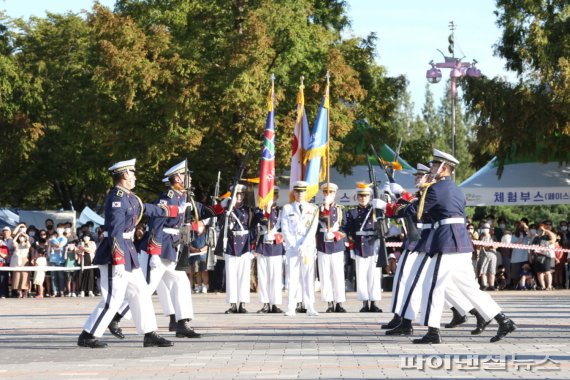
[0,219,100,298]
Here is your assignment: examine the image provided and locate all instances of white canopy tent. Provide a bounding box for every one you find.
[459,157,570,206]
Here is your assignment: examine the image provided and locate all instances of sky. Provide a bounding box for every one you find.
[1,0,516,114]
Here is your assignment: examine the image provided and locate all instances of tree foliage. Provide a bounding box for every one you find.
[0,0,405,210]
[463,0,570,172]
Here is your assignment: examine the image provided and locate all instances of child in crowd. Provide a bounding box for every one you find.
[518,263,534,290]
[33,248,47,298]
[496,265,508,290]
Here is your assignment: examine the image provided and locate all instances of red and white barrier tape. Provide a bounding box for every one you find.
[385,240,568,253]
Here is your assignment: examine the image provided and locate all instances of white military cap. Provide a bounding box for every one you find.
[108,159,136,174]
[230,184,247,193]
[355,182,372,194]
[161,177,170,185]
[416,163,430,175]
[320,182,338,191]
[293,180,308,191]
[164,160,190,177]
[432,148,459,166]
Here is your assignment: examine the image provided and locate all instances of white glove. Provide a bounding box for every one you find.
[149,254,161,269]
[220,197,231,208]
[389,183,404,195]
[325,231,335,241]
[372,198,387,210]
[178,202,193,214]
[112,264,125,278]
[381,184,393,197]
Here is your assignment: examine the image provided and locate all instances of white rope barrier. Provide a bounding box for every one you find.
[386,240,568,253]
[0,265,98,272]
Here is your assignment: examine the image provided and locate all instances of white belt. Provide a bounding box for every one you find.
[433,218,464,229]
[355,231,376,236]
[163,228,180,235]
[319,228,339,233]
[103,230,135,240]
[233,230,249,236]
[417,223,432,230]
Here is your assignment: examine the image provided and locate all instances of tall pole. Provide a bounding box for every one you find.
[325,70,331,231]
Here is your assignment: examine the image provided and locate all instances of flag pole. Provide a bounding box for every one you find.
[300,75,305,180]
[325,71,331,231]
[268,73,275,232]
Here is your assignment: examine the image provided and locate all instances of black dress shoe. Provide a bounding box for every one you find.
[271,305,283,313]
[143,331,173,347]
[326,302,335,313]
[360,302,370,313]
[385,324,413,336]
[175,319,201,338]
[238,303,248,313]
[78,331,108,348]
[490,314,516,342]
[168,314,176,332]
[444,307,467,328]
[412,327,442,344]
[295,302,307,313]
[108,320,125,340]
[470,308,491,335]
[225,304,238,314]
[381,315,401,329]
[335,303,346,313]
[369,302,382,313]
[257,303,271,313]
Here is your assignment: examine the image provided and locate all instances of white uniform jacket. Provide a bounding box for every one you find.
[280,201,319,257]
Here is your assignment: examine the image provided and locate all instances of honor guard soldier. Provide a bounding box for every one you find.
[140,160,201,338]
[378,149,516,344]
[78,159,179,348]
[215,184,254,314]
[280,181,320,316]
[345,183,383,313]
[252,186,284,313]
[316,183,347,313]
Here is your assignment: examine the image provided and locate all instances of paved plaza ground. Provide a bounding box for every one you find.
[1,289,569,379]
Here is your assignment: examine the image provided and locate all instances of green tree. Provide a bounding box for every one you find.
[462,0,570,172]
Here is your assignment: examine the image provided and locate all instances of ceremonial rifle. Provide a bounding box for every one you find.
[366,155,389,268]
[370,144,420,242]
[214,153,249,257]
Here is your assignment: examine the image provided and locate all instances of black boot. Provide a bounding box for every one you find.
[386,318,413,336]
[78,330,108,348]
[490,313,516,342]
[296,302,307,313]
[238,302,248,313]
[108,313,125,340]
[257,303,271,313]
[168,314,176,332]
[335,302,346,313]
[381,314,401,329]
[412,327,442,344]
[359,301,370,313]
[143,331,173,347]
[225,303,238,314]
[444,307,467,328]
[271,304,283,313]
[369,301,382,313]
[175,319,201,338]
[326,301,335,313]
[470,308,491,335]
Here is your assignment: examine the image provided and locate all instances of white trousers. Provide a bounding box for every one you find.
[139,251,194,321]
[421,252,501,328]
[354,255,382,302]
[318,251,346,303]
[286,254,315,312]
[84,265,157,337]
[225,253,252,304]
[390,250,417,313]
[257,255,283,305]
[400,252,431,321]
